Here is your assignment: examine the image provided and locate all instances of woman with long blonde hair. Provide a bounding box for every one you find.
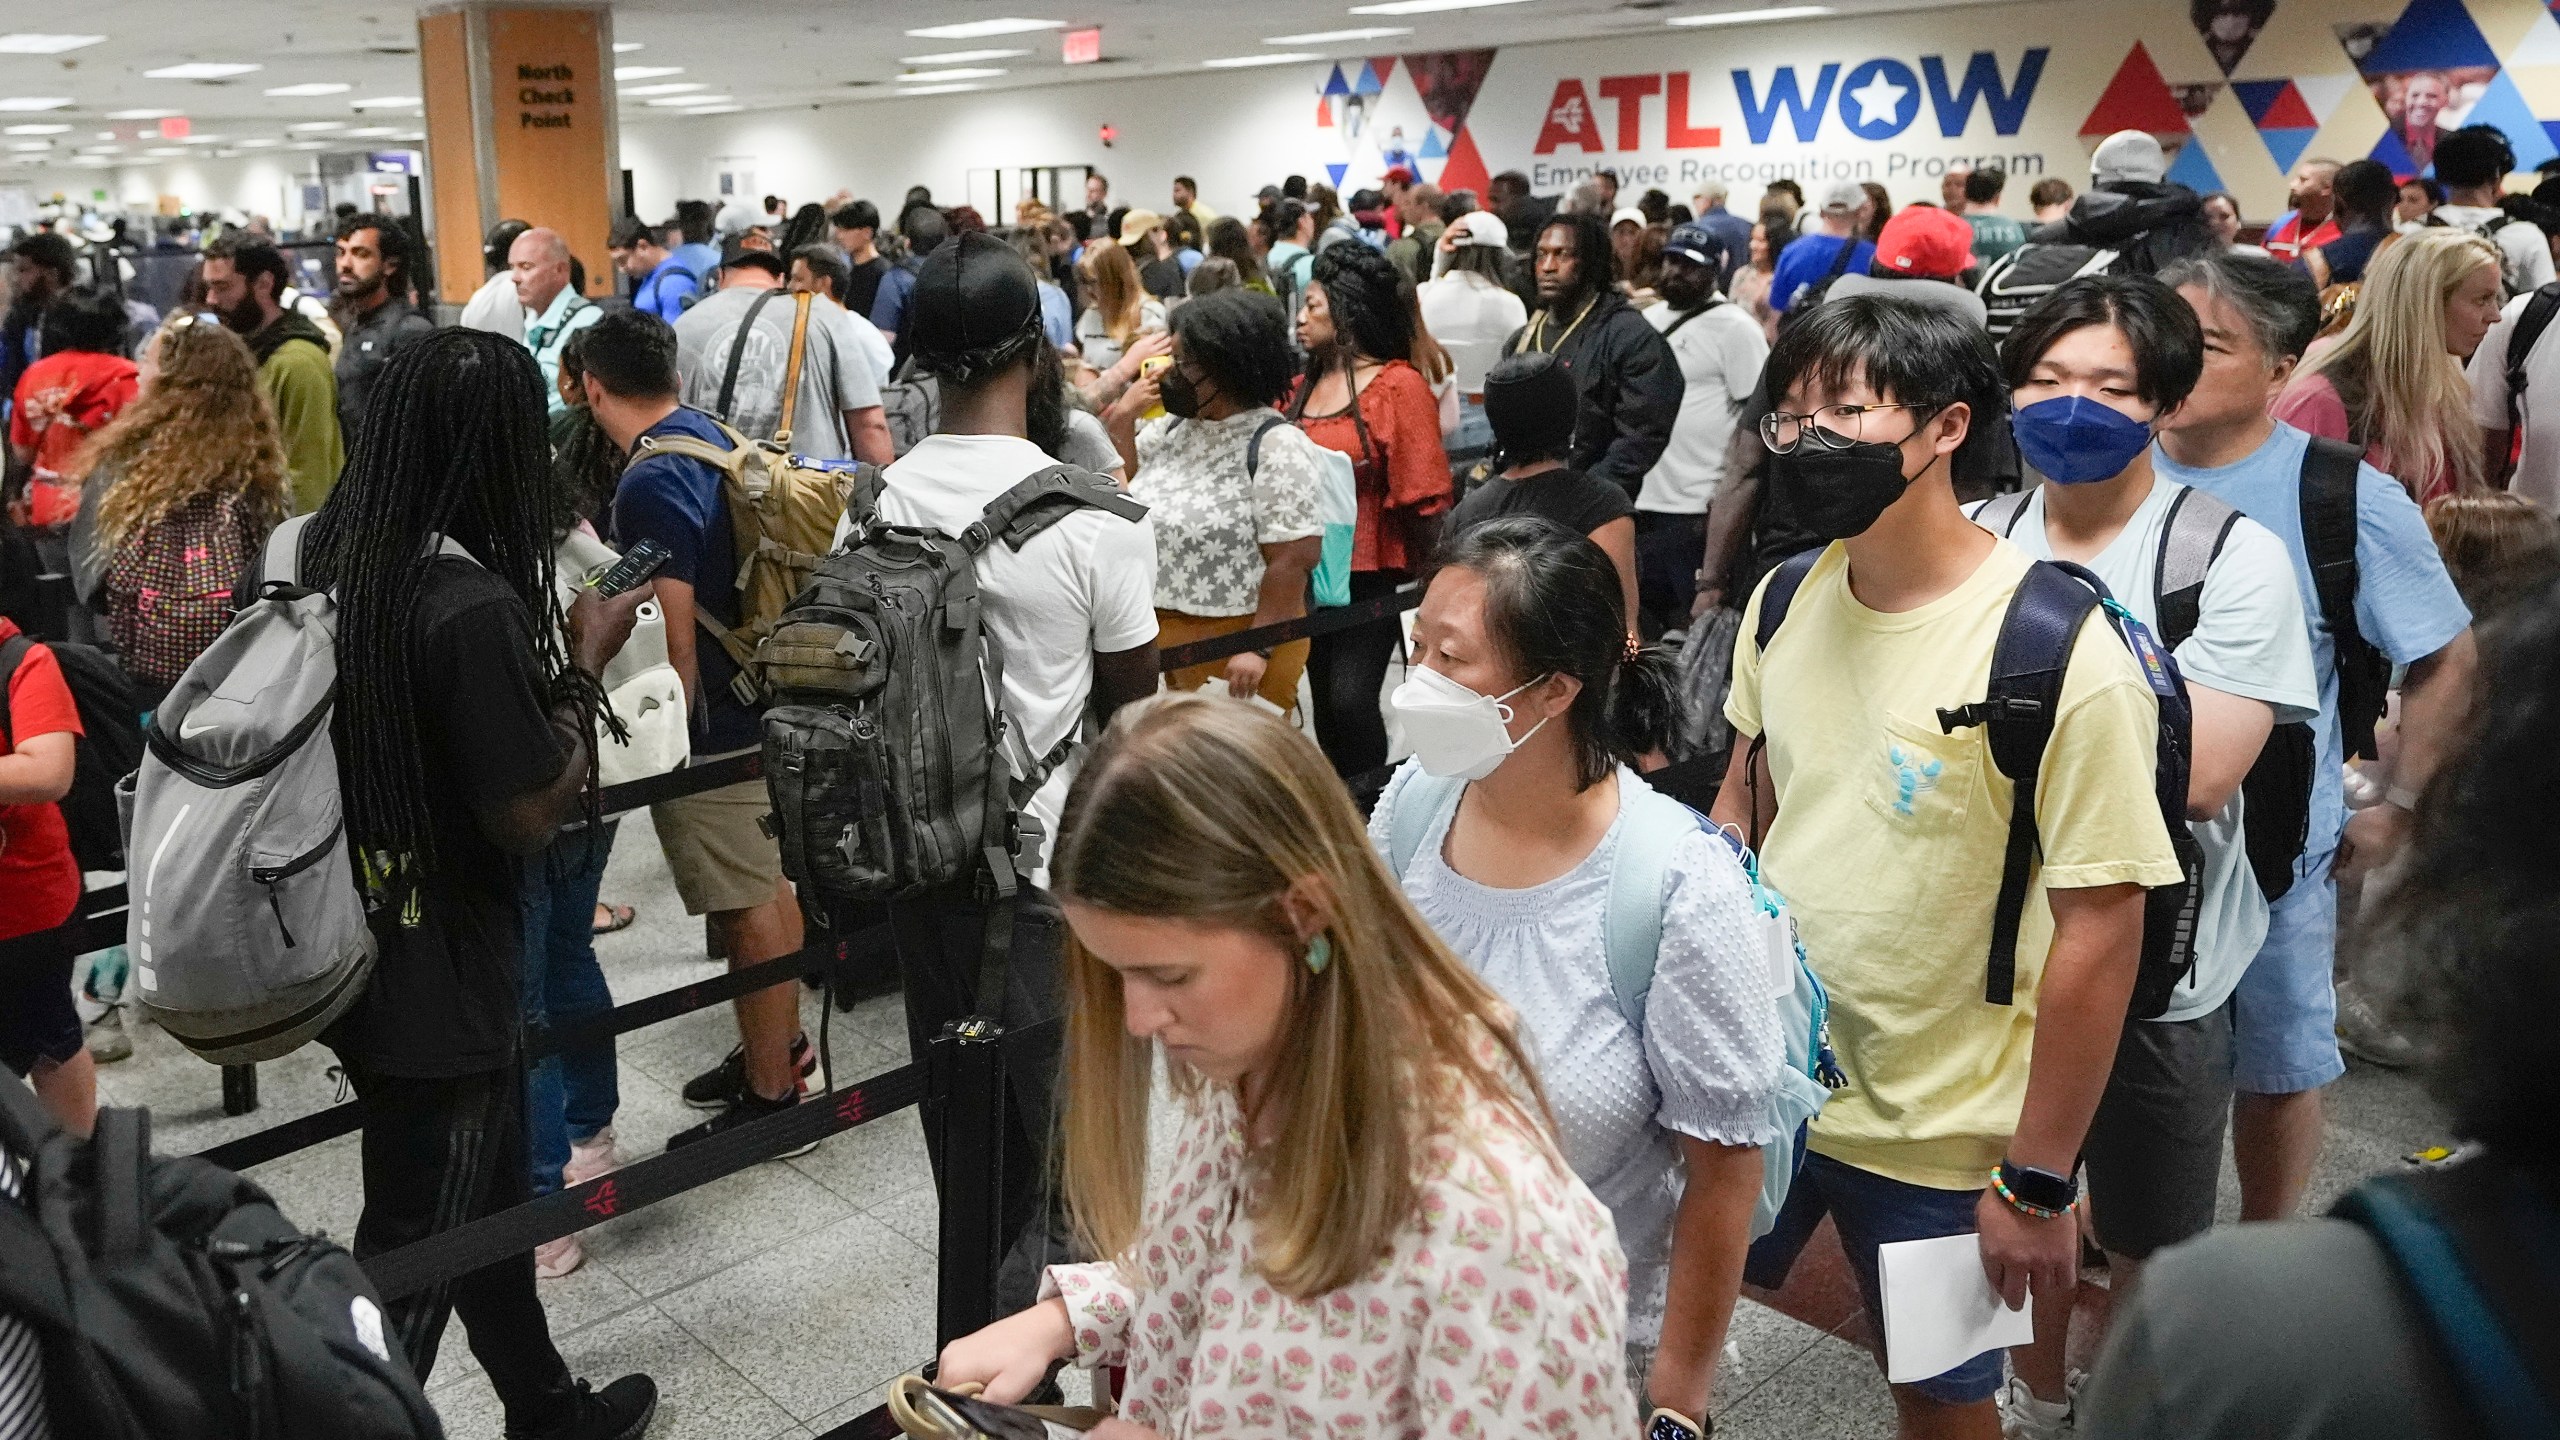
[938,693,1632,1437]
[71,316,287,700]
[1073,237,1165,372]
[2276,227,2502,501]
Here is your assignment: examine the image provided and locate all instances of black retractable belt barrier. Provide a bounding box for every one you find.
[593,748,763,817]
[1152,584,1422,672]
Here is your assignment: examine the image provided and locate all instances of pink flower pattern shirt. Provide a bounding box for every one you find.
[1040,1069,1633,1437]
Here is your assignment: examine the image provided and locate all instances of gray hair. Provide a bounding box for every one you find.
[2157,250,2320,363]
[1565,178,1610,215]
[1694,178,1730,205]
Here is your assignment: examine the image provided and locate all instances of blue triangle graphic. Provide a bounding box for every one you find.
[1355,61,1385,96]
[1420,127,1449,159]
[1323,65,1351,98]
[2232,79,2290,125]
[2164,138,2225,195]
[2354,0,2500,73]
[2368,125,2421,176]
[1327,162,1349,187]
[2260,126,2319,173]
[2458,69,2558,170]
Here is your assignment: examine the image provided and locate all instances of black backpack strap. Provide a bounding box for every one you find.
[1752,545,1826,654]
[92,1106,147,1260]
[1244,413,1287,480]
[964,464,1150,556]
[1972,490,2034,538]
[0,631,28,748]
[1935,560,2103,1006]
[2331,1159,2560,1439]
[717,287,787,423]
[2299,435,2384,760]
[2151,486,2241,653]
[2503,283,2560,441]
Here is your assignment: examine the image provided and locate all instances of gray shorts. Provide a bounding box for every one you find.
[2082,1002,2234,1261]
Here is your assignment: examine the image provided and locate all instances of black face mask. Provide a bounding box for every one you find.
[1770,438,1922,541]
[1159,366,1208,420]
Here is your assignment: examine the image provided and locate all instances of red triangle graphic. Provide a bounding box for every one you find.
[1369,56,1398,86]
[2080,43,2191,136]
[2258,80,2318,130]
[1438,124,1492,201]
[1316,94,1334,128]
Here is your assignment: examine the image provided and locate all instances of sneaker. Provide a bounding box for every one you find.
[504,1373,657,1440]
[1997,1375,2073,1440]
[83,1006,132,1063]
[2404,1138,2486,1169]
[562,1127,628,1188]
[534,1234,585,1280]
[2336,980,2418,1068]
[679,1034,815,1109]
[664,1087,817,1159]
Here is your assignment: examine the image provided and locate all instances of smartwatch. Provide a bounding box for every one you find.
[1648,1405,1712,1440]
[1996,1159,2079,1215]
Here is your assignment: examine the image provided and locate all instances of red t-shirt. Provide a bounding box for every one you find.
[8,350,138,528]
[0,618,84,940]
[2263,212,2342,265]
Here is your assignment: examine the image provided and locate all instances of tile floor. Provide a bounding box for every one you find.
[95,828,2449,1440]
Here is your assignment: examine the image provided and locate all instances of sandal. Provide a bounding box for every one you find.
[592,902,637,935]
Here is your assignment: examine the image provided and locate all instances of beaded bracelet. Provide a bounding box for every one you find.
[1990,1164,2074,1220]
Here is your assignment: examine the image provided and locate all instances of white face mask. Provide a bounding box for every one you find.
[1388,665,1552,780]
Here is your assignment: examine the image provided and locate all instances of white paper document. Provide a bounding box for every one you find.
[1876,1233,2036,1384]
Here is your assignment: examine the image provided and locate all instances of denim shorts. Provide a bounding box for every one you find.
[1742,1150,2004,1404]
[2231,863,2345,1095]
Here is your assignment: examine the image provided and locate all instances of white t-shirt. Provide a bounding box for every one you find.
[842,433,1159,885]
[2434,204,2557,294]
[1971,480,2319,1022]
[457,271,525,342]
[2466,288,2560,510]
[1418,271,1528,395]
[1639,299,1768,514]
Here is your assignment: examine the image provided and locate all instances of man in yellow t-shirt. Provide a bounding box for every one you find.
[1708,293,2180,1433]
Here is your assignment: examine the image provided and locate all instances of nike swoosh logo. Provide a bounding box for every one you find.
[179,717,220,739]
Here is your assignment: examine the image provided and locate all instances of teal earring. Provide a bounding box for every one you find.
[1304,932,1333,974]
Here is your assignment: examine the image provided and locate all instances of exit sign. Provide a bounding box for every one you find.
[1063,26,1101,64]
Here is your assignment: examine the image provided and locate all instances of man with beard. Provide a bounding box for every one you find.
[3,233,76,417]
[1499,210,1683,505]
[331,214,435,445]
[1636,223,1766,632]
[204,233,342,512]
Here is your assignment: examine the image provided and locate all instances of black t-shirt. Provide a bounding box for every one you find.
[324,557,567,1077]
[1138,255,1186,300]
[844,255,890,321]
[1448,465,1636,545]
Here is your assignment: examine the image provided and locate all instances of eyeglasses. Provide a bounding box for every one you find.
[1760,402,1941,455]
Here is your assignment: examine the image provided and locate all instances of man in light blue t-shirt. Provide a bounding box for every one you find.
[1769,179,1877,313]
[2155,252,2474,1224]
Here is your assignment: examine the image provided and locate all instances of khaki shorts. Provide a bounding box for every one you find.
[649,748,785,916]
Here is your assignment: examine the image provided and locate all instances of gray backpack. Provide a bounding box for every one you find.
[755,465,1145,906]
[116,515,447,1063]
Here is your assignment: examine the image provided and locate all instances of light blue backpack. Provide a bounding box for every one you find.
[1383,766,1844,1237]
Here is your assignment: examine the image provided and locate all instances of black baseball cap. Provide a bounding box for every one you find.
[720,235,786,275]
[907,230,1044,380]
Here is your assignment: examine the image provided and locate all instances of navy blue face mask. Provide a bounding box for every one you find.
[2014,394,2155,485]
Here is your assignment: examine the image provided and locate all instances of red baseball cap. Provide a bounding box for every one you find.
[1872,204,1977,279]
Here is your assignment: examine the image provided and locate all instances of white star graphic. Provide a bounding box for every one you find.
[1846,71,1909,127]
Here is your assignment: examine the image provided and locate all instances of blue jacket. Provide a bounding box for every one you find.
[632,255,701,320]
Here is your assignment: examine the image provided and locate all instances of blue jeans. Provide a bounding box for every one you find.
[519,822,620,1196]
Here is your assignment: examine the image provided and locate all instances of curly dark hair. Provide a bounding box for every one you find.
[1168,289,1295,408]
[1304,242,1412,368]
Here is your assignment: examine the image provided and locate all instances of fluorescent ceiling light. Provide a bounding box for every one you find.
[9,142,53,152]
[80,143,119,153]
[615,65,682,80]
[144,62,261,79]
[613,41,644,53]
[646,94,732,106]
[1265,26,1413,43]
[896,67,1006,82]
[233,137,279,148]
[0,34,105,54]
[0,98,74,112]
[290,120,345,131]
[4,124,70,135]
[1666,5,1833,23]
[288,140,326,149]
[264,82,350,97]
[1203,52,1324,68]
[345,126,399,137]
[683,106,742,115]
[895,83,984,96]
[106,108,177,119]
[178,134,225,143]
[902,17,1065,40]
[74,155,110,166]
[1348,0,1532,12]
[899,47,1030,64]
[619,82,705,96]
[350,96,420,109]
[144,146,186,156]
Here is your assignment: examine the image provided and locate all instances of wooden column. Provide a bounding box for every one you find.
[418,4,619,306]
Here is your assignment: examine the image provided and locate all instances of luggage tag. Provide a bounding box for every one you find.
[1716,822,1803,1001]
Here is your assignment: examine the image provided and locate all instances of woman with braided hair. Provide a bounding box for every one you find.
[291,326,662,1440]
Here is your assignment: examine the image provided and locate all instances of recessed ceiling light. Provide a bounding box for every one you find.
[73,155,111,166]
[647,94,733,107]
[290,120,345,131]
[264,82,351,97]
[896,67,1006,82]
[350,96,421,110]
[144,62,262,79]
[8,142,52,152]
[0,98,75,112]
[1347,0,1532,12]
[80,143,118,153]
[1264,26,1414,43]
[3,123,69,135]
[106,108,178,120]
[895,83,985,96]
[393,131,424,140]
[0,34,105,55]
[181,134,229,144]
[288,140,327,149]
[144,146,186,156]
[899,47,1031,64]
[615,65,682,80]
[1202,52,1324,68]
[682,105,742,115]
[619,82,705,96]
[902,17,1066,40]
[1665,5,1833,23]
[346,126,400,137]
[613,41,645,53]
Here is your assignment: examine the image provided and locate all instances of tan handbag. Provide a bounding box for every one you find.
[886,1374,1103,1439]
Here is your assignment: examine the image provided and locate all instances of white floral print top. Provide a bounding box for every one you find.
[1040,1053,1633,1437]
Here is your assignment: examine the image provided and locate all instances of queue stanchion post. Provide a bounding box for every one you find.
[930,1015,1007,1348]
[221,1063,258,1116]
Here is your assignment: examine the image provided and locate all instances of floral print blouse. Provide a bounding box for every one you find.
[1040,1059,1633,1437]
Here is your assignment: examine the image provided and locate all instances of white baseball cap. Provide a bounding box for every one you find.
[1451,210,1508,249]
